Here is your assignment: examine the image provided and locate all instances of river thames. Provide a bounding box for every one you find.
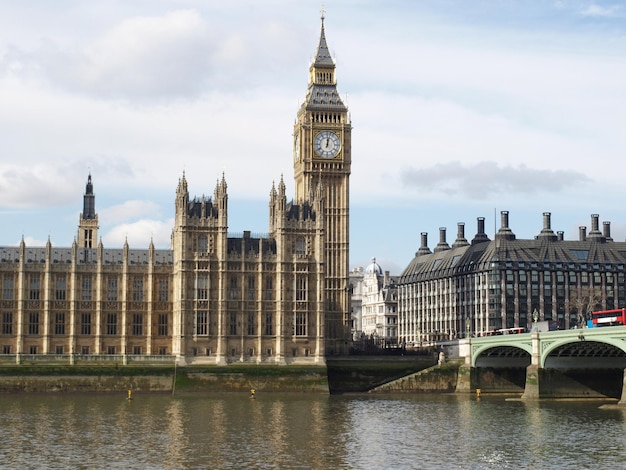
[0,392,624,469]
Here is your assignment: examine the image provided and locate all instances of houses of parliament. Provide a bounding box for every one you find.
[0,17,351,365]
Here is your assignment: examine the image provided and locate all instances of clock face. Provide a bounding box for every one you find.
[294,132,301,162]
[314,131,341,158]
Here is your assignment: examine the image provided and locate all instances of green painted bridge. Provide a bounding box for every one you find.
[456,326,626,401]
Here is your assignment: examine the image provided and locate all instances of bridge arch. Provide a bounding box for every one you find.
[540,336,626,368]
[471,341,532,367]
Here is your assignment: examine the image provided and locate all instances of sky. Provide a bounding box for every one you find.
[2,0,626,275]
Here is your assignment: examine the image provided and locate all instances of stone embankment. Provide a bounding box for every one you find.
[368,361,462,393]
[0,365,329,394]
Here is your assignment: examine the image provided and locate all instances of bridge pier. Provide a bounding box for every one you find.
[521,331,541,400]
[455,339,475,393]
[619,368,626,405]
[455,363,473,392]
[521,365,540,399]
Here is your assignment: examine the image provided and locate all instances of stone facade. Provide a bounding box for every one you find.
[0,17,351,365]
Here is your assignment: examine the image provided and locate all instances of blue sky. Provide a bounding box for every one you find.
[2,1,626,274]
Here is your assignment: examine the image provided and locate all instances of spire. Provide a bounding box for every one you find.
[304,12,346,110]
[82,173,96,220]
[314,10,334,68]
[177,171,188,196]
[278,174,286,196]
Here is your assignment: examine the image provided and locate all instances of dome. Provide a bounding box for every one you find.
[365,257,383,275]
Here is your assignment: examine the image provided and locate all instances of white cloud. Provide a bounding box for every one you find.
[102,217,173,248]
[74,10,212,99]
[99,200,162,224]
[23,236,48,246]
[0,163,81,208]
[580,4,623,18]
[400,162,591,199]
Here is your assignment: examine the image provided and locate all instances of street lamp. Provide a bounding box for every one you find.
[532,309,539,331]
[466,315,471,338]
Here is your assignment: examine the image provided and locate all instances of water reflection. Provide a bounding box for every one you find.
[0,393,624,469]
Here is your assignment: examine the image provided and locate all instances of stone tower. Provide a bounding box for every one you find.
[77,174,98,248]
[293,14,352,350]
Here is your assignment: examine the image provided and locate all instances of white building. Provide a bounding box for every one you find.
[359,258,399,346]
[349,267,364,340]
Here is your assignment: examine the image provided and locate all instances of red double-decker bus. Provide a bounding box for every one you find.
[591,308,626,327]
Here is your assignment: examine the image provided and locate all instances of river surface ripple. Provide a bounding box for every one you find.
[0,393,624,469]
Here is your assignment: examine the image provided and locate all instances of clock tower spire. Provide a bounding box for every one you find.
[293,14,351,351]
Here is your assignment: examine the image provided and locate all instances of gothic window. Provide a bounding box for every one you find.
[294,312,307,336]
[107,313,117,335]
[54,313,65,335]
[2,312,13,335]
[132,314,143,336]
[296,276,307,301]
[295,238,306,256]
[229,312,237,335]
[28,312,39,335]
[132,278,144,302]
[158,279,169,302]
[265,277,273,301]
[247,276,255,300]
[55,276,66,301]
[107,277,118,301]
[81,276,92,301]
[195,311,208,336]
[81,313,91,335]
[197,235,208,252]
[247,312,254,336]
[265,312,273,336]
[2,276,13,300]
[196,273,208,300]
[29,275,40,300]
[229,277,238,300]
[158,314,168,336]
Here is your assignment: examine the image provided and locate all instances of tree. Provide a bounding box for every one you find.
[569,287,602,327]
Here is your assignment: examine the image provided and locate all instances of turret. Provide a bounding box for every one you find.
[77,174,99,248]
[214,173,228,228]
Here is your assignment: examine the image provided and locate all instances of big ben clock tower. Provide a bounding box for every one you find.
[294,13,351,351]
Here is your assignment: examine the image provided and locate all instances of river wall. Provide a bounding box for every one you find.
[0,357,436,394]
[1,360,619,397]
[0,365,329,394]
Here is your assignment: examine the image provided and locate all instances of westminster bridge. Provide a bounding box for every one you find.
[456,326,626,401]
